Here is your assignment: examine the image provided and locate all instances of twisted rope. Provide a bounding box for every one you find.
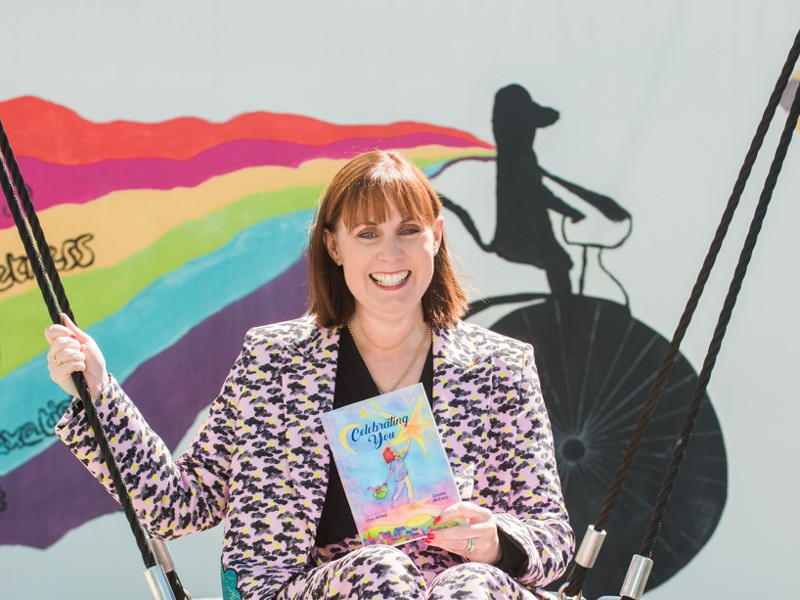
[0,119,157,570]
[562,25,800,597]
[0,124,74,321]
[634,61,800,569]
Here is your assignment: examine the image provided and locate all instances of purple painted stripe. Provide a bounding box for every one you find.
[8,132,480,223]
[0,259,308,548]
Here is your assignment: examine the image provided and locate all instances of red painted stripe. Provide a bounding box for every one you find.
[0,96,492,164]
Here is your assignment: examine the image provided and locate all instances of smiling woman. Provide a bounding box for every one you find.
[44,150,573,600]
[322,201,442,350]
[308,151,464,329]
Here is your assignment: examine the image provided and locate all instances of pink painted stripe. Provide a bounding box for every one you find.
[8,133,484,223]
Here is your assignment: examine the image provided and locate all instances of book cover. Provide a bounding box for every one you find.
[321,383,462,546]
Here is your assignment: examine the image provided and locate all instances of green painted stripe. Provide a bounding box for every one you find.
[0,185,322,378]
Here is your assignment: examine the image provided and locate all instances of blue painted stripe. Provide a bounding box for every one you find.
[0,209,313,474]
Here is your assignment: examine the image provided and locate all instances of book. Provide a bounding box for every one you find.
[321,383,462,546]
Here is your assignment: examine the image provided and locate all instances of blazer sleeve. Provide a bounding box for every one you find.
[488,342,575,588]
[54,334,252,539]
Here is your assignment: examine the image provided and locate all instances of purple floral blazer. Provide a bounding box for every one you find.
[56,316,574,599]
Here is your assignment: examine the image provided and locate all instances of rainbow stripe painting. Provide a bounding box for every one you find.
[0,96,493,548]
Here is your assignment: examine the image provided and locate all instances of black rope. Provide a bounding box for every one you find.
[0,124,75,322]
[561,25,800,598]
[0,119,158,570]
[634,59,800,570]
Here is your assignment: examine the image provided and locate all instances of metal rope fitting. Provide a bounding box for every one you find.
[574,524,607,568]
[619,554,653,600]
[149,537,176,573]
[144,564,177,600]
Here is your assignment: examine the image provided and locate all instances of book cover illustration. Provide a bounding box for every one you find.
[321,383,462,546]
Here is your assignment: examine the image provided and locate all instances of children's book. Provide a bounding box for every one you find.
[321,383,462,546]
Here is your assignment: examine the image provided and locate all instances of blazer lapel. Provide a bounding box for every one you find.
[279,321,340,538]
[431,321,493,498]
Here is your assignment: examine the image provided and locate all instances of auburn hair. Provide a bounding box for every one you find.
[307,150,468,327]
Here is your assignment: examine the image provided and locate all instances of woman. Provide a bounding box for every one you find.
[45,150,573,599]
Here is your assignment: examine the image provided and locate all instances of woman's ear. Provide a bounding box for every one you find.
[432,215,444,254]
[323,228,342,265]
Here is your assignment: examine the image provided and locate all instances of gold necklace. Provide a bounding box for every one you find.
[348,322,431,395]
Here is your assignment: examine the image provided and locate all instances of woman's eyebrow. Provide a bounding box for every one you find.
[353,217,416,227]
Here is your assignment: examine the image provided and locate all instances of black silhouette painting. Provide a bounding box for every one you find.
[442,84,630,296]
[434,83,727,597]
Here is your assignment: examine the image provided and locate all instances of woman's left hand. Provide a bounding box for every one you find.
[424,501,501,564]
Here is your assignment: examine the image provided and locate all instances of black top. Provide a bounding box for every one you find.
[314,327,526,575]
[314,327,434,546]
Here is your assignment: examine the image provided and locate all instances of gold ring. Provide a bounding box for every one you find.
[54,354,62,367]
[465,538,475,553]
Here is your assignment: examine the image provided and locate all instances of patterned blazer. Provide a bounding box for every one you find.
[57,316,574,599]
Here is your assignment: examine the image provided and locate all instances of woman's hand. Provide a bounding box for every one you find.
[424,501,502,564]
[44,314,109,399]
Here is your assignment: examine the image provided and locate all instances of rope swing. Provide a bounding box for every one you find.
[559,25,800,600]
[3,27,798,600]
[0,120,190,600]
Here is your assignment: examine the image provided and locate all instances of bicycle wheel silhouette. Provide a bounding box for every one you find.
[486,294,727,597]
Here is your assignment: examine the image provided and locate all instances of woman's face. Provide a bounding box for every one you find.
[324,202,443,324]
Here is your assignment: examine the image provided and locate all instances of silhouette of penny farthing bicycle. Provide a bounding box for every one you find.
[434,165,727,598]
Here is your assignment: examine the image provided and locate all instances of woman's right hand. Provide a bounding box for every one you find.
[44,313,109,399]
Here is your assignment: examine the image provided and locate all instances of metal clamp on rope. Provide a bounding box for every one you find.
[149,537,176,573]
[144,564,177,600]
[574,524,607,568]
[619,554,653,600]
[148,537,192,600]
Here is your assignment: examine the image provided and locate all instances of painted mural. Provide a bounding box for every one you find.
[431,84,727,596]
[1,77,760,595]
[0,96,491,550]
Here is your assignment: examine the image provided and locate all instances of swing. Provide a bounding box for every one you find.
[553,24,800,600]
[0,123,191,600]
[2,25,798,600]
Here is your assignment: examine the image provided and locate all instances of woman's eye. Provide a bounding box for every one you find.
[357,230,377,239]
[401,227,421,235]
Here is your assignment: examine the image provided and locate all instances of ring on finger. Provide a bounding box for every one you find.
[54,353,63,367]
[465,538,475,553]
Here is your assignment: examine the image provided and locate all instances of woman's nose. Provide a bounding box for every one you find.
[378,235,403,259]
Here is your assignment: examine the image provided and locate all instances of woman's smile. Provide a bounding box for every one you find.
[370,270,411,288]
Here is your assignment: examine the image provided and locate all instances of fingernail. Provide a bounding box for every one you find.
[433,516,441,525]
[427,533,435,540]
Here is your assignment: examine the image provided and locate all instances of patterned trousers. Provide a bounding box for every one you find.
[277,545,544,600]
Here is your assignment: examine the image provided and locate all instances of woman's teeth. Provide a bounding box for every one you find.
[370,271,410,287]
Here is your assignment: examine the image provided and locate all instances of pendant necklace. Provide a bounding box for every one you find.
[348,322,431,394]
